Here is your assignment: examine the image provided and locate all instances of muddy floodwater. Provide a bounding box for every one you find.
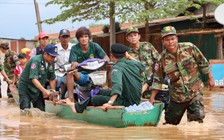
[1,82,224,139]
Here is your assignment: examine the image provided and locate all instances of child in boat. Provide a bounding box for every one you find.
[13,53,28,86]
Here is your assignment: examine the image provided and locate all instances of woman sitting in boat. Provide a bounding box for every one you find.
[58,43,146,113]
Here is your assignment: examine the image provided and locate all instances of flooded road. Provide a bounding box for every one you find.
[1,83,224,139]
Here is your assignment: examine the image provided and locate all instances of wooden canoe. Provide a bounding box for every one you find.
[10,85,164,128]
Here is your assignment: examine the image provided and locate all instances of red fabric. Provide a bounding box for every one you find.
[14,65,24,76]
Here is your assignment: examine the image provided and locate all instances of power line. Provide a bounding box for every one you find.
[0,2,46,5]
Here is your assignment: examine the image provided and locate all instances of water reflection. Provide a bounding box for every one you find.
[1,90,224,140]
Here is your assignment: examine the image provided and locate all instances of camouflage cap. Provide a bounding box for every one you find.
[161,26,176,38]
[0,41,9,50]
[126,27,139,36]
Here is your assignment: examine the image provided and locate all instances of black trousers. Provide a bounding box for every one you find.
[75,89,123,113]
[19,83,45,111]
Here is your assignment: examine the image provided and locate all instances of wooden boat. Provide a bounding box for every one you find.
[10,85,164,128]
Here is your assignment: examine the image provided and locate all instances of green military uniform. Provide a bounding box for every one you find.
[128,42,160,79]
[152,42,210,124]
[69,41,106,63]
[18,55,56,111]
[100,58,145,106]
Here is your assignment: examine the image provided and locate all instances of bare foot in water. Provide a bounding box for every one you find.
[57,98,77,113]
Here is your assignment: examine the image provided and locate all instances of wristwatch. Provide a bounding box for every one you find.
[108,100,114,105]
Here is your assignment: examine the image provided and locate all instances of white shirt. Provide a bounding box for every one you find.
[29,47,37,58]
[55,43,74,76]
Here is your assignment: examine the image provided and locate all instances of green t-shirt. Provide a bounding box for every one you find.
[69,41,106,63]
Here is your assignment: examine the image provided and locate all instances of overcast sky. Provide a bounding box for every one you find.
[0,0,107,40]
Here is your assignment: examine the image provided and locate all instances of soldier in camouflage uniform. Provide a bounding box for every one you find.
[0,61,14,98]
[126,27,160,94]
[150,26,215,125]
[0,42,19,98]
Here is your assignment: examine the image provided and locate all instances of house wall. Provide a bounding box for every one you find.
[0,38,37,54]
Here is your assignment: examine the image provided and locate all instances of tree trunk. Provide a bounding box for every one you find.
[145,21,149,42]
[34,0,42,33]
[109,1,116,47]
[144,2,150,41]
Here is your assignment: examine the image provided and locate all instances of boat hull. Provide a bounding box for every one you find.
[10,85,164,127]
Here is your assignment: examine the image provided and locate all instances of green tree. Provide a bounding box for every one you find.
[43,0,117,45]
[42,0,224,43]
[116,0,191,41]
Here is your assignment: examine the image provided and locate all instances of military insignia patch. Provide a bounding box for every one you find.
[111,69,118,74]
[89,54,94,58]
[31,63,36,69]
[13,55,18,61]
[55,47,58,53]
[165,26,171,31]
[154,63,159,71]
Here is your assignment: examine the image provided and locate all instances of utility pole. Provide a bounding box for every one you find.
[34,0,42,33]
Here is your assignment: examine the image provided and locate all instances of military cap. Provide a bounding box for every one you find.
[111,43,129,57]
[44,44,59,57]
[59,29,70,37]
[126,27,139,36]
[0,42,9,50]
[161,26,177,38]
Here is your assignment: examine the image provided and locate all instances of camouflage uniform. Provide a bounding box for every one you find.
[128,42,160,80]
[4,50,19,79]
[152,42,210,124]
[126,27,161,99]
[4,50,19,96]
